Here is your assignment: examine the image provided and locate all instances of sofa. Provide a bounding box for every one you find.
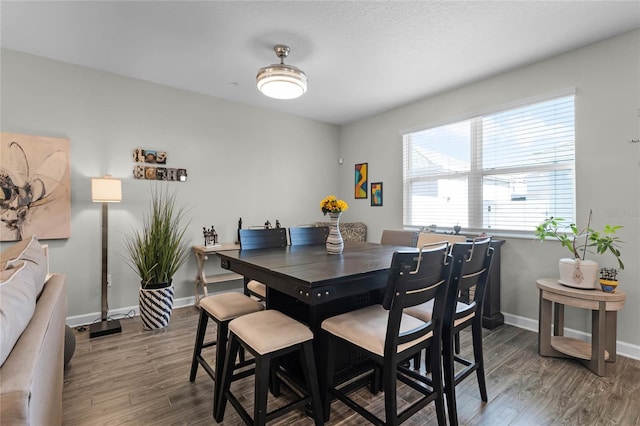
[1,236,66,425]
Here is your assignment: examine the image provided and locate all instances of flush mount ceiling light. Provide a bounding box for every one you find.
[256,44,307,100]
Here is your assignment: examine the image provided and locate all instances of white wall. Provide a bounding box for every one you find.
[1,49,340,318]
[339,30,640,353]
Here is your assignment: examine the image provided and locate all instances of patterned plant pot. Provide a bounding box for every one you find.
[139,282,174,330]
[326,212,344,254]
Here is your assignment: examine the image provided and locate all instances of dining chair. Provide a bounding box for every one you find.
[215,310,324,425]
[189,292,264,417]
[288,226,329,246]
[404,238,494,426]
[380,229,419,247]
[321,244,453,425]
[238,228,288,300]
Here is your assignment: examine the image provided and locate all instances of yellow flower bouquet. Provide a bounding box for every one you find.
[320,195,349,215]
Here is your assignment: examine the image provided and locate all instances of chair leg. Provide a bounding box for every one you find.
[412,349,421,370]
[300,341,324,426]
[190,309,209,382]
[455,331,461,354]
[442,331,458,426]
[213,320,230,415]
[383,357,399,426]
[472,322,488,401]
[254,353,271,426]
[214,333,240,422]
[322,335,336,421]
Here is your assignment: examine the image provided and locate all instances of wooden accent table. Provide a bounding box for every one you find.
[537,278,626,376]
[192,244,241,305]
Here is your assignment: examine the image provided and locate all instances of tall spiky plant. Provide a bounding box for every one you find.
[124,186,190,288]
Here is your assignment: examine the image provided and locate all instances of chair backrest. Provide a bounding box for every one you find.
[314,221,367,241]
[447,238,494,325]
[382,245,453,359]
[239,228,288,250]
[416,232,466,249]
[289,226,329,246]
[380,229,419,247]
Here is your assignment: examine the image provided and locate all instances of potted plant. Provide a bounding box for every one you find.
[535,210,623,289]
[124,186,190,329]
[599,267,619,293]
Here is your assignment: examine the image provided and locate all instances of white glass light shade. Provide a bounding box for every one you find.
[91,176,122,203]
[256,64,308,100]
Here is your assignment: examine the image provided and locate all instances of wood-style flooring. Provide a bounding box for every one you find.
[63,306,640,425]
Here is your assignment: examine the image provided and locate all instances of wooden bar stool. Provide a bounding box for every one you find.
[215,310,323,426]
[189,292,265,416]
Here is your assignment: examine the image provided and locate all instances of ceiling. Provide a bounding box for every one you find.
[1,1,639,125]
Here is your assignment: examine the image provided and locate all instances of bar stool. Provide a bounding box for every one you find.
[215,310,323,426]
[189,292,265,416]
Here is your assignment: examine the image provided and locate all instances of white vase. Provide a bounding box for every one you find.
[558,258,599,289]
[326,212,344,254]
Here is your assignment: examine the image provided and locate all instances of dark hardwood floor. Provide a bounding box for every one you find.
[63,306,640,425]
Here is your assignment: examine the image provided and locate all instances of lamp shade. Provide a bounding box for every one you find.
[91,176,122,203]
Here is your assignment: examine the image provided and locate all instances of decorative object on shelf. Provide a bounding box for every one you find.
[371,182,383,206]
[355,163,368,199]
[535,209,624,289]
[276,220,281,228]
[264,220,272,229]
[454,224,462,235]
[236,217,242,244]
[89,175,122,338]
[256,44,307,100]
[1,133,71,241]
[599,268,619,293]
[123,186,190,329]
[203,225,219,247]
[320,195,349,254]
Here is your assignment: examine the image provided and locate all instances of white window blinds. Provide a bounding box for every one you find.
[402,94,575,232]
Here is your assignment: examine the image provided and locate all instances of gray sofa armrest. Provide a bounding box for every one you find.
[0,273,66,425]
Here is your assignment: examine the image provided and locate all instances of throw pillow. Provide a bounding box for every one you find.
[0,261,37,366]
[4,235,48,296]
[1,235,35,270]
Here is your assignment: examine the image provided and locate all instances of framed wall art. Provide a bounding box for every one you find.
[355,163,368,199]
[371,182,383,206]
[1,133,71,241]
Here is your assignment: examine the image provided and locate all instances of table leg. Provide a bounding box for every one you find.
[538,290,553,356]
[553,302,564,336]
[606,311,617,362]
[589,301,606,376]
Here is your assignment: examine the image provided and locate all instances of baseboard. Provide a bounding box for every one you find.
[503,312,640,361]
[65,290,240,328]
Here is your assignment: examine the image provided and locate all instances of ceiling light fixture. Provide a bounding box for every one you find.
[256,44,307,100]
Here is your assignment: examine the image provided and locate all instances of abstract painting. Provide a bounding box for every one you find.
[371,182,383,206]
[1,133,71,241]
[355,163,368,199]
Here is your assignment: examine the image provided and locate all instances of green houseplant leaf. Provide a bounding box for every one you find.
[124,186,190,288]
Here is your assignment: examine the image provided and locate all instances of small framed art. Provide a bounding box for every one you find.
[355,163,368,199]
[371,182,383,206]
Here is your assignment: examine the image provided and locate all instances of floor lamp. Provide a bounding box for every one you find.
[90,175,122,338]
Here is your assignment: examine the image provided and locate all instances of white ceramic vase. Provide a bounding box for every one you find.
[558,258,599,289]
[326,212,344,254]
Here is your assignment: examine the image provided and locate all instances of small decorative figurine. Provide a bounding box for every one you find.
[264,220,272,229]
[276,220,281,229]
[203,225,219,246]
[237,217,242,244]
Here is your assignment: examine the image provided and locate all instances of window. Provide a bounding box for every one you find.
[402,94,575,233]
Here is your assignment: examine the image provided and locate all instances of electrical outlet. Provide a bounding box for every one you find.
[107,274,112,287]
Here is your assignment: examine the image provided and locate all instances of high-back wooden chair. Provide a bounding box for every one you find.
[380,229,419,247]
[238,228,288,300]
[405,237,494,426]
[321,244,453,425]
[288,226,329,246]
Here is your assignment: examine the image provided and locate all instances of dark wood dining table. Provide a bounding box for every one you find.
[218,241,416,417]
[218,241,413,331]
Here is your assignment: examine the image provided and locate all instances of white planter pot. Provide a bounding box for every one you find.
[558,258,599,289]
